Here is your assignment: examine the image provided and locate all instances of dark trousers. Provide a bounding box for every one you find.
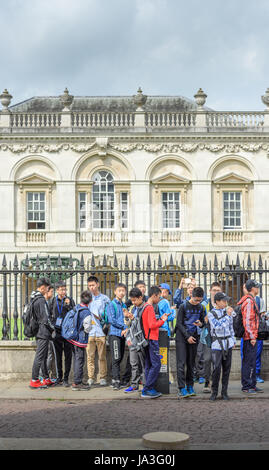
[241,339,257,390]
[144,340,161,392]
[176,335,198,389]
[109,335,126,381]
[211,348,232,395]
[53,335,73,381]
[203,343,212,382]
[32,338,50,380]
[193,338,204,378]
[72,345,86,385]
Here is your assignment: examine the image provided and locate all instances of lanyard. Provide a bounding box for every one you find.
[56,296,64,316]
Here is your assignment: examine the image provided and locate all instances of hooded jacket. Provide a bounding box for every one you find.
[30,290,54,340]
[238,294,259,341]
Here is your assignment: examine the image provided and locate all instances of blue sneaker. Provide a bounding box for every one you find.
[178,387,189,398]
[256,376,264,383]
[141,389,162,398]
[124,386,139,393]
[187,385,196,396]
[199,377,205,384]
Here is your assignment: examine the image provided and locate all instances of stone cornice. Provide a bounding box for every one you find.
[1,134,269,155]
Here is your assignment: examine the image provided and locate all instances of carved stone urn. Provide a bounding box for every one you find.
[59,87,74,111]
[261,88,269,110]
[194,88,207,109]
[0,89,12,111]
[133,87,147,111]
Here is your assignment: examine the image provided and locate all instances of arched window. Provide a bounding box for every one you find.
[92,170,115,229]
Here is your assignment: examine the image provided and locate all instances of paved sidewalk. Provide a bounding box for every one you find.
[0,379,269,400]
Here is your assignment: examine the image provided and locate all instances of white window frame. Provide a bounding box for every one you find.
[120,192,129,230]
[27,191,46,231]
[78,191,87,230]
[92,170,115,230]
[223,191,242,230]
[162,191,180,230]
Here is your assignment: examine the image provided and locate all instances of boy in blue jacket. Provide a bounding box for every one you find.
[158,283,176,337]
[69,290,92,391]
[107,283,129,390]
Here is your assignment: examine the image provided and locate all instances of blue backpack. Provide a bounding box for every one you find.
[61,305,89,343]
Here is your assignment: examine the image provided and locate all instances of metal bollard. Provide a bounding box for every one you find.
[155,328,170,394]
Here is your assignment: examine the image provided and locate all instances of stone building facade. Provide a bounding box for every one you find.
[0,86,269,266]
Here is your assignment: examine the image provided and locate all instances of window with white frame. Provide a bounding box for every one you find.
[120,192,129,229]
[223,191,242,229]
[92,171,115,229]
[78,192,87,229]
[162,192,180,229]
[27,192,46,230]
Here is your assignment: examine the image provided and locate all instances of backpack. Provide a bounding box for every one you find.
[61,305,87,343]
[23,296,41,338]
[100,300,117,335]
[126,303,150,352]
[210,310,232,359]
[232,304,245,338]
[234,296,269,340]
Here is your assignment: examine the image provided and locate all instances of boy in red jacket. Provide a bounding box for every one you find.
[238,279,261,394]
[141,286,168,398]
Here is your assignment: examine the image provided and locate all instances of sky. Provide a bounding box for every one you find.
[0,0,268,110]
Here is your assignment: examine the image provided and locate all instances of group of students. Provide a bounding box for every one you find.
[29,274,266,400]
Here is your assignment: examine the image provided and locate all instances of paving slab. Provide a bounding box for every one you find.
[0,380,269,401]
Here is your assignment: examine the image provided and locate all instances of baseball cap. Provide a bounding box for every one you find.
[159,283,172,295]
[214,292,230,303]
[245,279,262,291]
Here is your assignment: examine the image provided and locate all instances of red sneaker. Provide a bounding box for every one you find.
[43,378,54,386]
[29,379,47,389]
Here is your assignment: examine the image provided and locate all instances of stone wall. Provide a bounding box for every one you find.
[1,340,269,382]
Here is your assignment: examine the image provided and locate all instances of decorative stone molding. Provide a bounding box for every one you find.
[1,139,269,156]
[110,141,269,155]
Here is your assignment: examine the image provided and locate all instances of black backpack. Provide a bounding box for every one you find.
[233,304,245,338]
[234,298,269,340]
[23,296,40,338]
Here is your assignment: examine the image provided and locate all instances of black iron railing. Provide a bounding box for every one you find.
[1,253,268,340]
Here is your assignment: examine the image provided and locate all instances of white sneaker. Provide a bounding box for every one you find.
[87,378,94,387]
[99,379,107,386]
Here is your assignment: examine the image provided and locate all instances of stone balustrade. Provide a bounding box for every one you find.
[1,109,267,131]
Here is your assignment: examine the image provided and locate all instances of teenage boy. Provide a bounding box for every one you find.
[107,283,130,390]
[50,281,75,387]
[238,279,262,394]
[69,290,93,391]
[207,292,236,401]
[240,283,266,384]
[39,285,57,383]
[174,279,205,384]
[29,278,55,389]
[124,287,146,393]
[175,286,206,398]
[158,283,176,338]
[141,286,169,398]
[201,282,222,393]
[125,280,148,309]
[86,276,111,387]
